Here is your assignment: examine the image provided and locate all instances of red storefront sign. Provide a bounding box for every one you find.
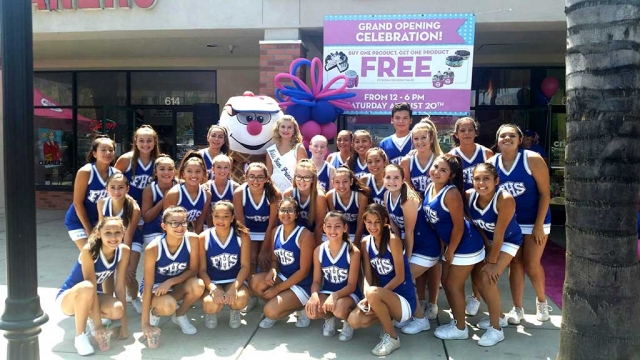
[32,0,157,11]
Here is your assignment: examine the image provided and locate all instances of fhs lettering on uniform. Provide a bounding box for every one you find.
[130,174,152,190]
[95,270,115,284]
[87,189,109,203]
[274,248,296,266]
[322,266,349,284]
[372,197,385,206]
[463,167,475,186]
[370,257,394,276]
[412,177,429,192]
[473,219,496,232]
[498,182,526,198]
[390,214,405,229]
[157,262,188,277]
[186,209,203,221]
[245,215,270,222]
[343,213,359,222]
[210,253,238,271]
[423,205,439,223]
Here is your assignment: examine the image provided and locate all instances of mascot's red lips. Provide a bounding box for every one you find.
[230,134,272,151]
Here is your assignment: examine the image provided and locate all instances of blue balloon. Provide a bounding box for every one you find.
[312,100,338,125]
[286,104,312,124]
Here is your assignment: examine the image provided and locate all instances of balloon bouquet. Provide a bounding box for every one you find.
[274,57,356,149]
[537,76,560,105]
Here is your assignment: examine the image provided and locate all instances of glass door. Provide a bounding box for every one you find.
[175,110,197,163]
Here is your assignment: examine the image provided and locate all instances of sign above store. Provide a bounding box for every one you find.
[32,0,157,11]
[324,14,475,116]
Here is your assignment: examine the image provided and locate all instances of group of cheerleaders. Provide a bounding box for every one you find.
[57,102,552,356]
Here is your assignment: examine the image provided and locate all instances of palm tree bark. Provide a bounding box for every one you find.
[560,1,640,359]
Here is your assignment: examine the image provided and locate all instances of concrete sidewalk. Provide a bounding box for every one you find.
[0,210,561,359]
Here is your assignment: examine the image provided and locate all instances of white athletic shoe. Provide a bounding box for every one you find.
[477,316,508,330]
[323,317,336,337]
[434,320,469,340]
[465,295,480,316]
[536,299,552,322]
[478,326,505,347]
[296,310,310,328]
[229,310,242,329]
[506,307,524,325]
[426,303,439,320]
[401,317,430,334]
[259,316,277,329]
[339,322,354,341]
[74,333,95,356]
[394,318,411,329]
[131,298,143,314]
[204,313,219,329]
[172,314,197,335]
[149,309,161,327]
[243,297,258,313]
[372,333,401,356]
[435,320,456,332]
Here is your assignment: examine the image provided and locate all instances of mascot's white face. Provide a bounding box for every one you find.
[219,91,282,155]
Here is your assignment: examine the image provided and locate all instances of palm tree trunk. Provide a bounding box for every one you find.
[560,1,640,358]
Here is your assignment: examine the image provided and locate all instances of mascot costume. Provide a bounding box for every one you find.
[219,91,283,183]
[219,58,354,183]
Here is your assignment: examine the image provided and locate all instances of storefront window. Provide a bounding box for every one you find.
[77,72,127,106]
[475,69,531,106]
[545,69,566,106]
[34,110,74,186]
[77,108,103,168]
[131,71,217,106]
[550,113,566,205]
[34,72,73,106]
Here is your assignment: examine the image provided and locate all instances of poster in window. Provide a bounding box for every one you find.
[39,128,63,168]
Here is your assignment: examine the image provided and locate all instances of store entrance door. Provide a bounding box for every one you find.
[131,107,195,161]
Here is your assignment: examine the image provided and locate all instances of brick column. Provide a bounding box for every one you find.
[259,40,307,98]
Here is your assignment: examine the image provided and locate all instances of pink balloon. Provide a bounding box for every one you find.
[321,122,337,140]
[300,121,322,139]
[541,77,560,98]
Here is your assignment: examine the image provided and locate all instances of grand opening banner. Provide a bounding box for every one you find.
[324,14,475,115]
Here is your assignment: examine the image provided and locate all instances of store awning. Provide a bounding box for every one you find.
[34,88,92,131]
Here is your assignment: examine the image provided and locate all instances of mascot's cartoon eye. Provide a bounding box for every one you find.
[237,114,254,125]
[255,113,272,125]
[237,112,272,125]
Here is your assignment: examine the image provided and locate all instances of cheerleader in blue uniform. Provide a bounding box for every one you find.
[326,166,369,246]
[347,130,372,179]
[399,118,443,321]
[362,148,389,206]
[347,204,416,356]
[423,154,485,340]
[488,124,552,324]
[466,163,523,346]
[283,159,327,245]
[57,217,130,355]
[198,125,230,180]
[96,173,141,307]
[326,130,352,169]
[142,155,177,245]
[164,151,211,234]
[249,197,315,329]
[309,135,335,192]
[206,154,239,228]
[379,103,413,165]
[305,211,361,341]
[141,206,204,348]
[64,136,118,251]
[384,164,435,334]
[198,201,252,329]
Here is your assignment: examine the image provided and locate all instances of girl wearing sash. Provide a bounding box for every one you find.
[64,136,118,251]
[198,201,251,330]
[399,119,442,321]
[96,174,142,310]
[206,154,239,227]
[326,166,369,246]
[57,217,130,355]
[266,115,307,193]
[310,135,335,192]
[326,130,352,169]
[347,130,372,179]
[140,155,177,311]
[362,148,389,206]
[306,211,361,341]
[383,164,434,334]
[346,204,416,356]
[198,124,230,181]
[283,159,327,245]
[141,206,204,347]
[466,163,523,346]
[249,197,315,329]
[487,124,552,324]
[164,151,211,234]
[423,154,485,340]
